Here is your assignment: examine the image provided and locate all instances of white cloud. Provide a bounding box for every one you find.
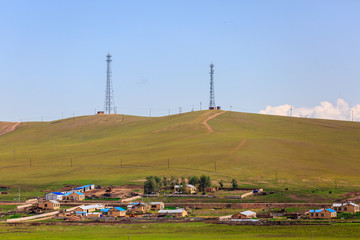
[259,99,360,121]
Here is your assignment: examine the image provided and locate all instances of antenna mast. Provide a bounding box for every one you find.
[209,63,215,110]
[105,53,115,114]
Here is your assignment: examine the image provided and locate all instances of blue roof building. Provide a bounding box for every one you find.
[309,208,337,219]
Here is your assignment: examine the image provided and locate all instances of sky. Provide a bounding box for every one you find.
[1,0,360,122]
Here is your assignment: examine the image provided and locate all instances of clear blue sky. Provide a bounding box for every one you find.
[1,0,359,121]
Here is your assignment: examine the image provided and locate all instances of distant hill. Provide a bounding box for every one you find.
[0,110,359,188]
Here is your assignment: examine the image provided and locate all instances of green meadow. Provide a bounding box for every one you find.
[0,110,359,195]
[0,222,360,239]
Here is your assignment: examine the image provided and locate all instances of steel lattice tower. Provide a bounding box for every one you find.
[104,53,115,114]
[209,63,216,109]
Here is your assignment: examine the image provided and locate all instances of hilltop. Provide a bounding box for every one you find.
[0,110,359,190]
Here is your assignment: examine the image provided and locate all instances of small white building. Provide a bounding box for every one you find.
[73,184,95,192]
[45,192,64,201]
[158,208,187,217]
[73,204,104,213]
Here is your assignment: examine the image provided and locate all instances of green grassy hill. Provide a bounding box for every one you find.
[0,110,359,190]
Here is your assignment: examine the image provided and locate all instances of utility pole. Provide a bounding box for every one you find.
[179,107,182,115]
[200,102,202,110]
[290,106,293,117]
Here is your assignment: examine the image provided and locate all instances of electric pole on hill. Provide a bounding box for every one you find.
[104,53,116,114]
[209,63,216,110]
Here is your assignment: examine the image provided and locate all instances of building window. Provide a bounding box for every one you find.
[339,207,341,211]
[344,207,347,211]
[321,213,324,217]
[311,213,313,216]
[316,213,318,217]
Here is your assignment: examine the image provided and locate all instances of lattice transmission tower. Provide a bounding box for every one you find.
[104,53,116,114]
[209,63,216,110]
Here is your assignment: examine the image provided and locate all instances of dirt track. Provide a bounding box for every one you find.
[202,111,226,132]
[0,122,20,136]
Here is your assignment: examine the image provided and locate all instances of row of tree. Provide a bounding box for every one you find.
[144,175,240,194]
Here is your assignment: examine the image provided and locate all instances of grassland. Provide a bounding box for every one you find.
[0,222,360,239]
[0,110,359,195]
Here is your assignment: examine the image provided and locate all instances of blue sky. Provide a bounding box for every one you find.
[1,0,360,121]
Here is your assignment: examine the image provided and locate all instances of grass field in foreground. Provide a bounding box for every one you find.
[0,110,359,193]
[1,222,360,239]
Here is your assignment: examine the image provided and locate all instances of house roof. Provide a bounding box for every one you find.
[150,202,163,205]
[100,208,111,213]
[48,192,64,195]
[63,191,84,196]
[309,209,323,213]
[158,209,185,214]
[78,204,103,210]
[48,200,60,204]
[174,184,195,188]
[75,211,87,214]
[326,208,336,213]
[332,203,342,207]
[113,207,125,211]
[240,210,256,216]
[309,208,336,213]
[74,184,94,190]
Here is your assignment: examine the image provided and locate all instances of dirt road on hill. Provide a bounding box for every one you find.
[202,111,226,132]
[0,122,20,136]
[230,139,247,155]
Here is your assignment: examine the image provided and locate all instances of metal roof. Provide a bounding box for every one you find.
[158,209,185,214]
[63,191,84,196]
[332,203,342,207]
[78,204,103,210]
[74,184,94,190]
[49,192,64,195]
[48,200,60,204]
[309,209,323,213]
[240,210,256,216]
[113,207,125,211]
[100,208,111,213]
[150,202,163,205]
[326,208,336,213]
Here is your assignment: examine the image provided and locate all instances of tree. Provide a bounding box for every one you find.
[231,178,238,189]
[219,180,224,188]
[144,176,163,194]
[188,176,200,187]
[199,175,211,191]
[162,176,168,188]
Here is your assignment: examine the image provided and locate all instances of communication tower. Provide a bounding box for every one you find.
[209,63,216,110]
[104,53,115,114]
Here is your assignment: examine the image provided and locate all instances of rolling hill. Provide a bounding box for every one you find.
[0,110,359,190]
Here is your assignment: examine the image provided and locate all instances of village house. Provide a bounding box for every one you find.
[332,202,359,213]
[37,200,60,210]
[45,192,64,201]
[74,184,95,192]
[100,208,111,216]
[127,202,148,213]
[174,184,196,194]
[73,204,104,213]
[63,191,85,201]
[309,208,337,219]
[158,208,187,217]
[232,210,257,219]
[150,202,165,211]
[108,207,126,217]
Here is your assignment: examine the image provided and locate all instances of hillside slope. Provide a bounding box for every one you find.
[0,111,359,188]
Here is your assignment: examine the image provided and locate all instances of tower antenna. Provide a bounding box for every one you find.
[104,53,115,114]
[209,63,215,110]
